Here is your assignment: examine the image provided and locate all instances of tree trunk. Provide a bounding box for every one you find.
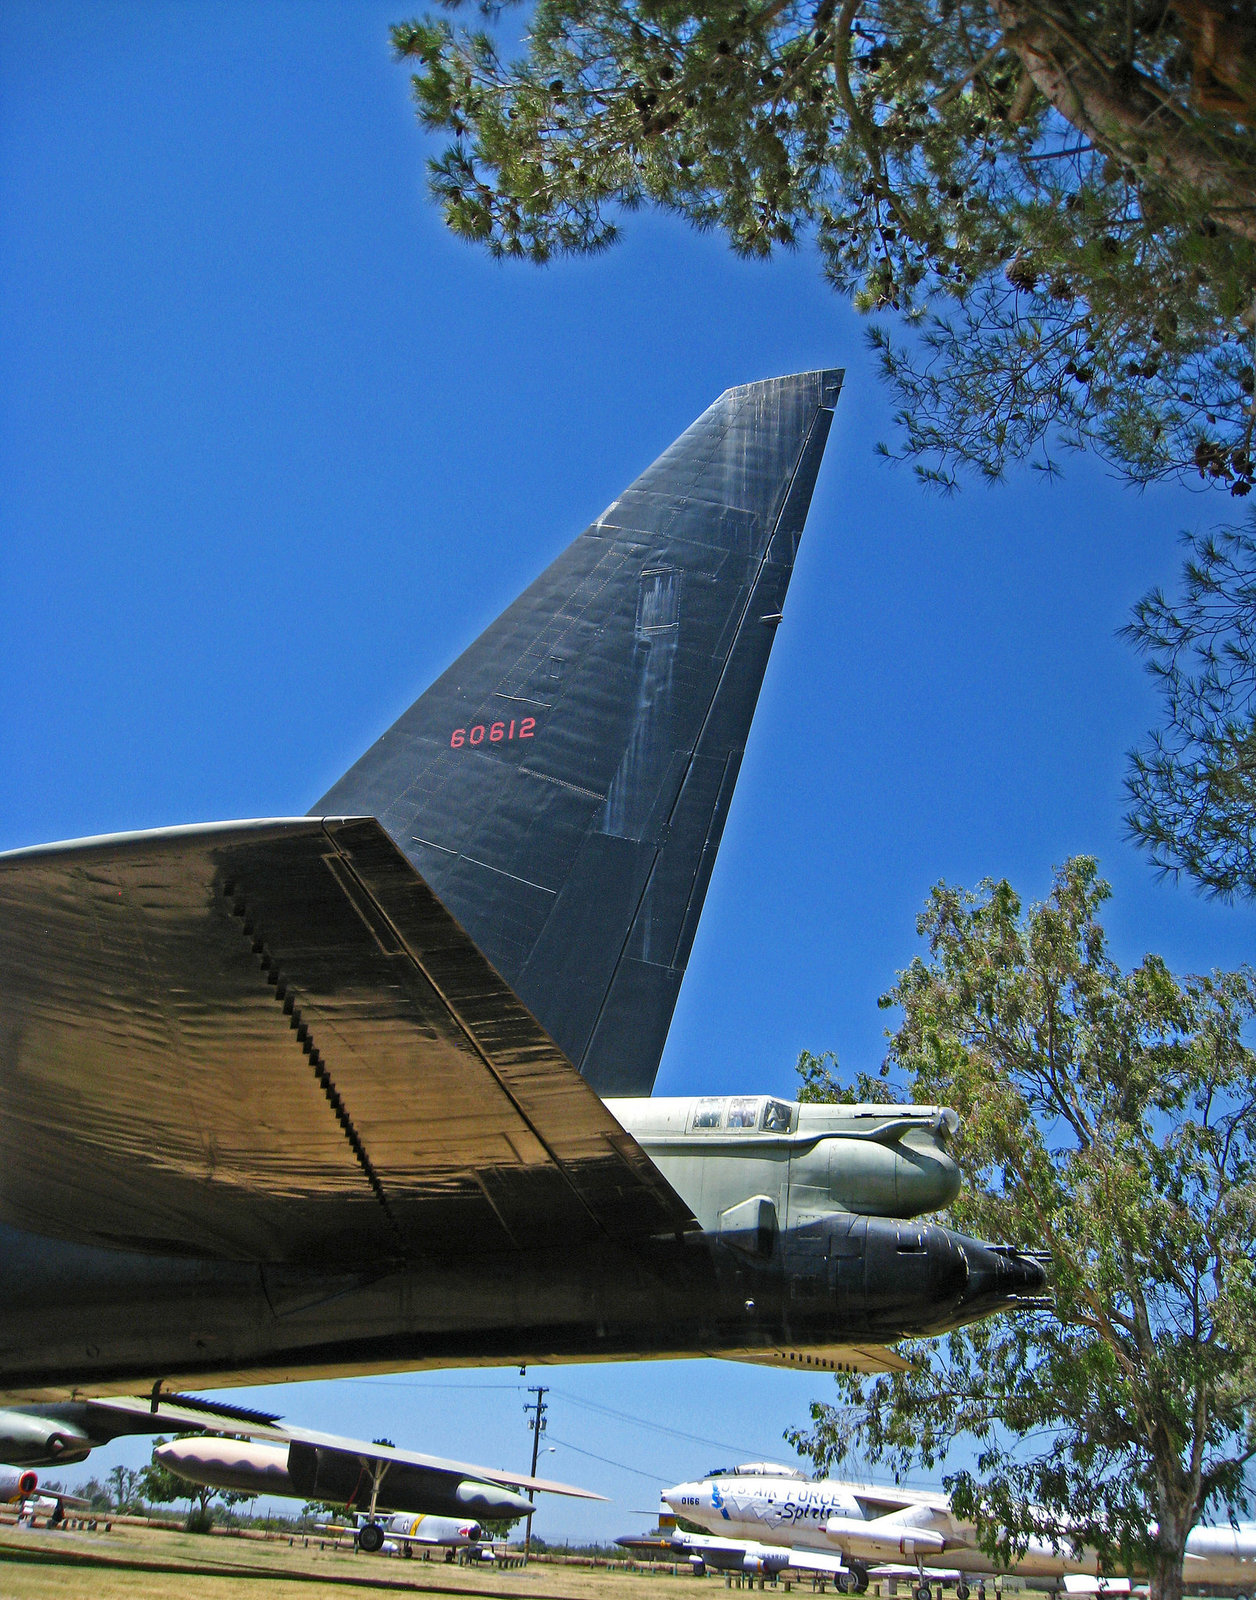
[1148,1540,1186,1600]
[991,0,1256,247]
[1146,1501,1189,1600]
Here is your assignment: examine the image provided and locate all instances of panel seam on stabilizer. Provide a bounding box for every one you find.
[221,879,408,1259]
[575,396,830,1077]
[317,827,617,1242]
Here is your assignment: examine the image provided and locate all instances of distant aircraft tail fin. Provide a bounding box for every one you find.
[313,370,842,1095]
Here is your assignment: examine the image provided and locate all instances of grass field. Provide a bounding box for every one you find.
[0,1521,718,1600]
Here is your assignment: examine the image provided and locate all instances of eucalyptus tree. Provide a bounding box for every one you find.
[1125,511,1256,899]
[788,858,1256,1600]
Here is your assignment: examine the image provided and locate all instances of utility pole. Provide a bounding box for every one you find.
[522,1385,548,1564]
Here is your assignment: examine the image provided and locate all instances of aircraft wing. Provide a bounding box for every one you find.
[270,1421,608,1499]
[32,1489,92,1511]
[0,817,693,1266]
[870,1564,964,1582]
[103,1395,606,1501]
[851,1487,951,1517]
[647,1534,858,1580]
[724,1345,913,1375]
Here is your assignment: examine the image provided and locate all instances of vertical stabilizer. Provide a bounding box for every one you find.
[314,370,842,1094]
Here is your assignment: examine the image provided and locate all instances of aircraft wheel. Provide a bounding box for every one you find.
[851,1563,870,1593]
[358,1523,386,1554]
[914,1585,932,1600]
[957,1585,970,1599]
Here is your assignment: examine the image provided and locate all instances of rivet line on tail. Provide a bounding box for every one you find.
[223,881,406,1259]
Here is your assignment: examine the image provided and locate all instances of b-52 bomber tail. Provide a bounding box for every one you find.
[315,369,843,1099]
[0,373,1047,1403]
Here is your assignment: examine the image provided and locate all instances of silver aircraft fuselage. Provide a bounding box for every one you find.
[664,1471,1256,1589]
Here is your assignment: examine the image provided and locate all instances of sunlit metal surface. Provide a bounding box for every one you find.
[0,816,691,1266]
[0,371,1052,1401]
[316,372,844,1095]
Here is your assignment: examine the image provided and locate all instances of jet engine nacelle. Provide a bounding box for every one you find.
[825,1515,948,1561]
[0,1467,39,1502]
[0,1409,92,1466]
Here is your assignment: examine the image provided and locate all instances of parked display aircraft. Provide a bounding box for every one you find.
[154,1426,595,1547]
[664,1466,1256,1598]
[1,1466,39,1505]
[0,1466,90,1526]
[619,1523,854,1580]
[0,1391,294,1469]
[0,371,1047,1402]
[313,1512,490,1558]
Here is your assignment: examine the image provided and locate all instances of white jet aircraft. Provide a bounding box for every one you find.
[664,1465,1256,1599]
[620,1521,861,1581]
[0,1465,91,1527]
[315,1511,490,1559]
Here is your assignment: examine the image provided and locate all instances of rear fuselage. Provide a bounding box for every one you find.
[0,1096,1043,1402]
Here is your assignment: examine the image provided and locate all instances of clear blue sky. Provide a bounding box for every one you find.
[2,1,1251,1544]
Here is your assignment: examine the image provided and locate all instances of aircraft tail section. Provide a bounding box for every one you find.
[313,370,842,1095]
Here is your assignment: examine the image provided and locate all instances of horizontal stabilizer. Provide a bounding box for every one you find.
[719,1345,911,1375]
[0,818,692,1265]
[315,372,842,1094]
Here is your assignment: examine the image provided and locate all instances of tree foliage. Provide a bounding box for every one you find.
[392,0,1255,492]
[71,1476,113,1512]
[787,858,1256,1600]
[797,1046,898,1103]
[1124,510,1256,899]
[106,1463,142,1514]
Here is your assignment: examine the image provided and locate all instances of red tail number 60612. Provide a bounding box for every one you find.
[450,717,535,748]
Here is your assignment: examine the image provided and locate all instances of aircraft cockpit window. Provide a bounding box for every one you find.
[692,1099,724,1130]
[727,1097,759,1128]
[761,1100,793,1132]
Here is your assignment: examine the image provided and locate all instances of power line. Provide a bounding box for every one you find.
[339,1375,793,1461]
[546,1385,789,1460]
[328,1375,796,1475]
[545,1433,670,1483]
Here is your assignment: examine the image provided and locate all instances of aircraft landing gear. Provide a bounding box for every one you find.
[354,1454,392,1555]
[914,1584,933,1600]
[957,1584,970,1600]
